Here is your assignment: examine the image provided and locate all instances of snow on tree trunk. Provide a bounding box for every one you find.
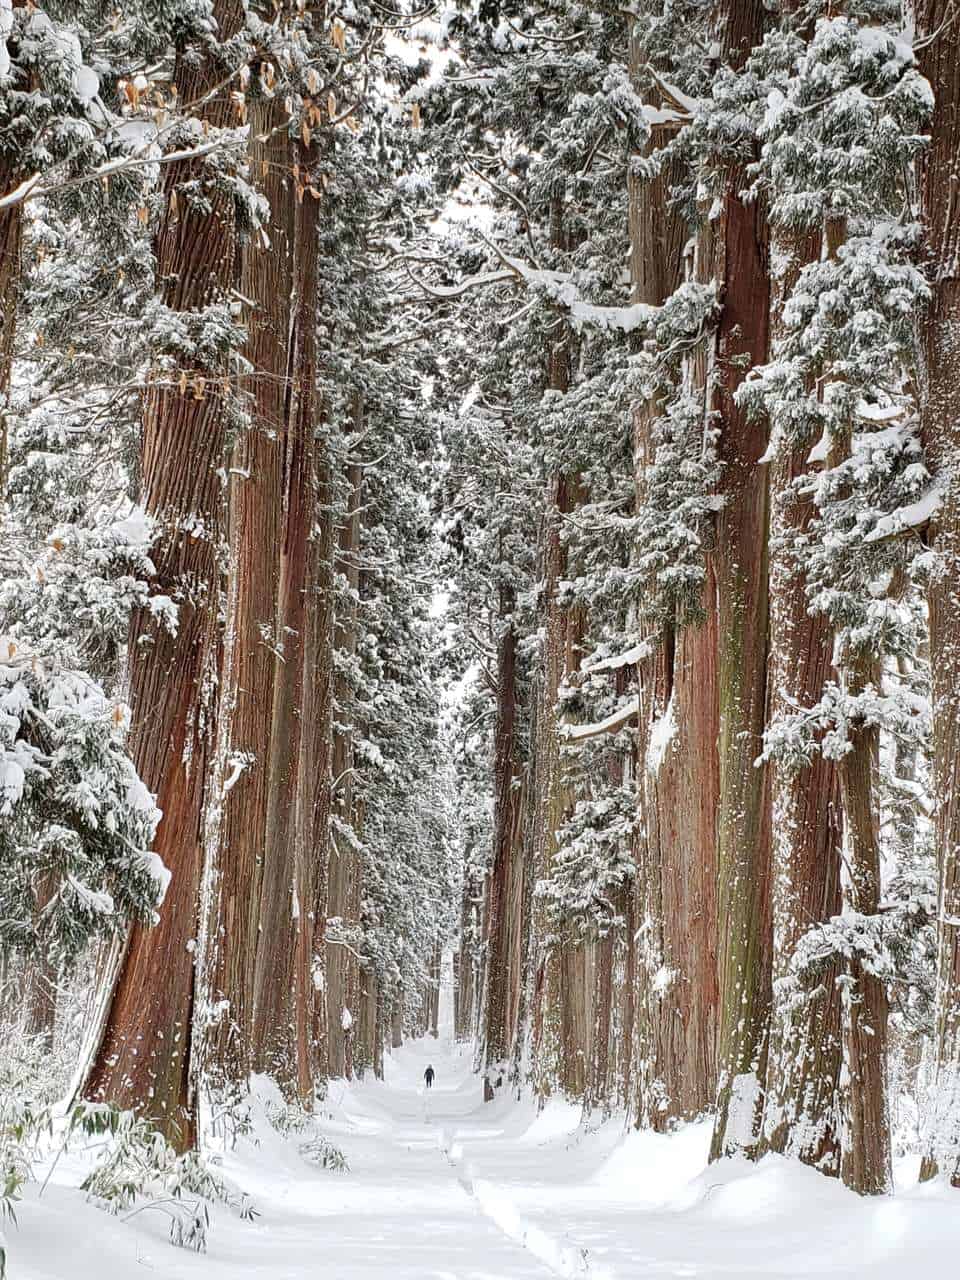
[456,870,481,1042]
[630,58,720,1128]
[762,228,843,1174]
[0,156,21,497]
[482,581,525,1095]
[327,453,363,1080]
[530,461,590,1099]
[84,0,243,1150]
[251,125,325,1103]
[916,0,960,1188]
[708,0,774,1163]
[836,644,892,1195]
[203,89,289,1089]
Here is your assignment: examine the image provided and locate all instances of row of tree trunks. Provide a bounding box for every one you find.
[87,14,336,1134]
[917,0,960,1187]
[85,1,244,1150]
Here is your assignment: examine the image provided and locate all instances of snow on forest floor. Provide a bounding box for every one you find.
[11,1031,960,1279]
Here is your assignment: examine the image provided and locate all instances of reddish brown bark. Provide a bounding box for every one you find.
[708,0,773,1162]
[629,40,719,1125]
[251,132,324,1101]
[0,1,25,497]
[916,0,960,1187]
[327,455,363,1079]
[835,652,891,1194]
[84,4,243,1149]
[203,92,289,1090]
[0,175,21,496]
[762,230,843,1173]
[528,261,583,1098]
[456,868,482,1042]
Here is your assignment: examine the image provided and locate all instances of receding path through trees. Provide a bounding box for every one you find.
[17,1024,960,1278]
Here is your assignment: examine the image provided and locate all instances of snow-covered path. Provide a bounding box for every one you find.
[14,1029,960,1278]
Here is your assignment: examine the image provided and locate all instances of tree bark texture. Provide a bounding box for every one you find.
[327,455,363,1078]
[203,88,290,1087]
[251,131,325,1102]
[916,0,960,1188]
[762,228,843,1174]
[629,80,719,1127]
[85,4,243,1149]
[708,0,773,1163]
[482,582,526,1092]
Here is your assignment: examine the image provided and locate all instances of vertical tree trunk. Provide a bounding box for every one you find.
[309,449,335,1086]
[203,88,290,1087]
[429,939,441,1038]
[708,0,773,1162]
[456,868,481,1041]
[762,227,843,1173]
[916,0,960,1187]
[629,62,719,1125]
[530,458,588,1100]
[327,453,363,1078]
[0,173,21,498]
[836,652,891,1194]
[251,131,324,1102]
[84,4,243,1149]
[482,580,525,1093]
[0,0,27,498]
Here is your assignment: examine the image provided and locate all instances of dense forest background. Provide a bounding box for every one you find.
[3,0,960,1264]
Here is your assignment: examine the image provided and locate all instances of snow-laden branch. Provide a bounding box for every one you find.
[404,264,517,299]
[0,139,225,211]
[863,483,943,543]
[478,232,661,334]
[583,642,651,674]
[559,696,639,744]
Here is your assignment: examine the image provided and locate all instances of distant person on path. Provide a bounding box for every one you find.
[424,1065,435,1089]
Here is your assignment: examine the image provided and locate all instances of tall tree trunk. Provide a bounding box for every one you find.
[530,455,589,1099]
[482,580,525,1095]
[251,132,324,1102]
[0,174,21,499]
[0,0,26,498]
[84,4,242,1149]
[630,66,719,1125]
[836,650,891,1194]
[203,89,290,1087]
[762,228,843,1173]
[327,453,363,1078]
[527,255,577,1098]
[456,867,482,1041]
[429,939,442,1038]
[309,448,335,1086]
[916,0,960,1187]
[708,0,773,1162]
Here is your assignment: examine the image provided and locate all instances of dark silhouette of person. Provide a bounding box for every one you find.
[424,1064,435,1089]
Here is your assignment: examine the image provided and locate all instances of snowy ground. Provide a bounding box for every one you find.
[11,1028,960,1278]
